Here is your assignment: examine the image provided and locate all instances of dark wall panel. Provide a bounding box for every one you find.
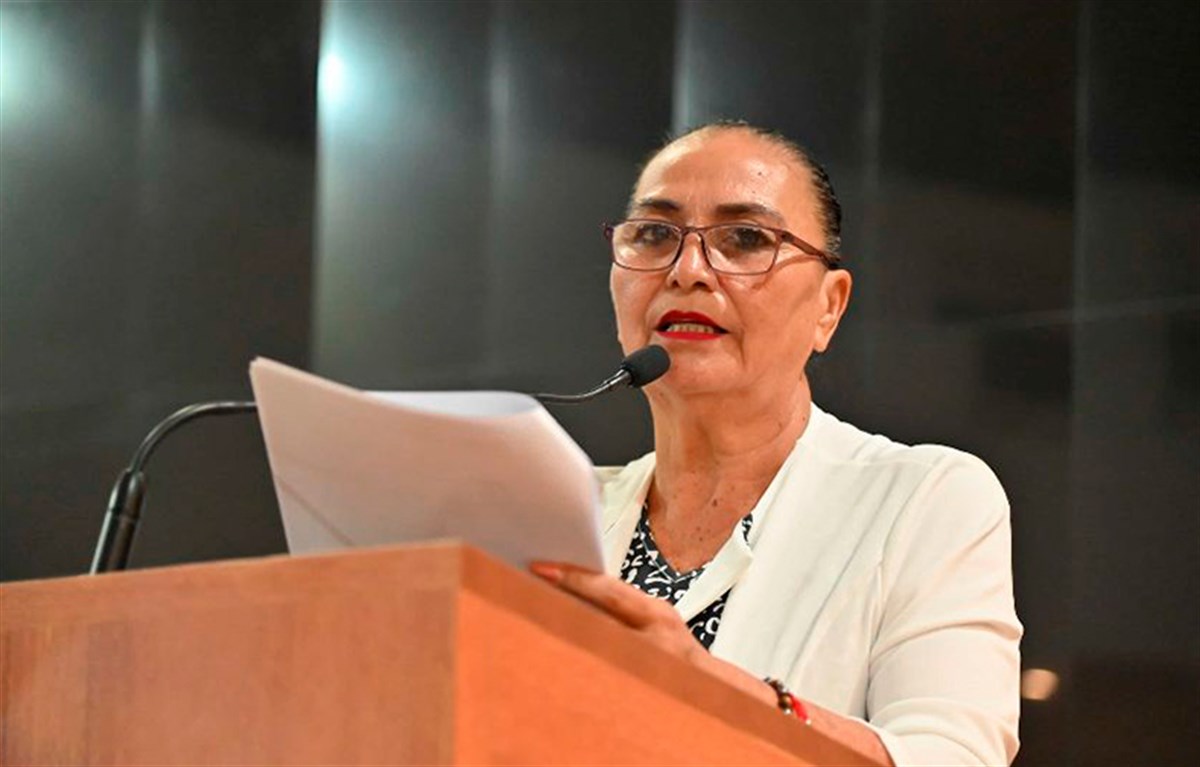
[0,2,142,411]
[1074,0,1200,659]
[1,2,148,579]
[875,0,1077,324]
[1085,1,1200,189]
[313,0,492,387]
[1079,1,1200,306]
[1066,4,1200,763]
[1072,312,1200,659]
[879,1,1077,203]
[0,0,319,579]
[674,0,873,167]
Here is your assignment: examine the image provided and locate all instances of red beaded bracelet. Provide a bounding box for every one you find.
[765,677,813,725]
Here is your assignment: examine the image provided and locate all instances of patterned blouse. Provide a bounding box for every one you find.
[619,504,754,650]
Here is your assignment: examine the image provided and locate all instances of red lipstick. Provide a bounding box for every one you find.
[655,310,727,341]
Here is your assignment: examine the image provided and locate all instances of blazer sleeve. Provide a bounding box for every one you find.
[864,452,1023,766]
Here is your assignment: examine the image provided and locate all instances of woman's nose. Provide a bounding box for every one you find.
[668,231,718,289]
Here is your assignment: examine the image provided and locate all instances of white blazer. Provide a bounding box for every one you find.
[597,404,1022,767]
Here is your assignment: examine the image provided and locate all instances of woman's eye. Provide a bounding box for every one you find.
[731,227,770,249]
[634,224,674,245]
[715,226,771,254]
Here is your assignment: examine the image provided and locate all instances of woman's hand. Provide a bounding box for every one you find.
[528,562,706,667]
[527,560,894,765]
[528,561,777,705]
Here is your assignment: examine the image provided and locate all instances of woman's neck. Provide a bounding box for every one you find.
[645,378,814,530]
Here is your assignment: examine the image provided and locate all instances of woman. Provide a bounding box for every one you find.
[530,122,1021,767]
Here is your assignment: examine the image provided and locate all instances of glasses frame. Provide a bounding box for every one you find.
[603,218,843,275]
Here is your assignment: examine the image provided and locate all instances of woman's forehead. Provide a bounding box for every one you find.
[633,131,815,224]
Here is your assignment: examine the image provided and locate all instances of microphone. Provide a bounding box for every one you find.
[535,345,670,405]
[90,401,256,575]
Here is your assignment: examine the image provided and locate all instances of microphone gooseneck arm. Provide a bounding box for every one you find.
[90,401,257,575]
[534,369,633,405]
[534,344,671,406]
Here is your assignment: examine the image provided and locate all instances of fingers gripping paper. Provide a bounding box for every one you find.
[249,358,605,571]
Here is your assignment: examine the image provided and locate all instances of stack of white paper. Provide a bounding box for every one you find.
[248,358,604,571]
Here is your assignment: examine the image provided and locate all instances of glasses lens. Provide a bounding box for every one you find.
[612,221,681,269]
[706,225,780,274]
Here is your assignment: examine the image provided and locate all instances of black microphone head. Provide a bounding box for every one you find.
[621,345,671,388]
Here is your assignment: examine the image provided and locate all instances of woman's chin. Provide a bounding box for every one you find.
[646,364,742,400]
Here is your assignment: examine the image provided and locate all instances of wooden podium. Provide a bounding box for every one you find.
[1,542,880,765]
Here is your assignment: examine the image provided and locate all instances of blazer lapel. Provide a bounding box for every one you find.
[599,453,655,576]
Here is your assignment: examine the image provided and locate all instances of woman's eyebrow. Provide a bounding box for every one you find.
[628,197,681,216]
[713,202,785,224]
[628,198,785,225]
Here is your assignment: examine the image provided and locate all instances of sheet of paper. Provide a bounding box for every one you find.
[249,357,604,571]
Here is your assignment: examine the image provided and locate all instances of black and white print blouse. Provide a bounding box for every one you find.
[619,504,754,650]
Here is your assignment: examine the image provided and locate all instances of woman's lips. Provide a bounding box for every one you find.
[655,311,727,341]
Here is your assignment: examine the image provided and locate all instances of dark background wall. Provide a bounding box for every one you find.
[1,1,1196,764]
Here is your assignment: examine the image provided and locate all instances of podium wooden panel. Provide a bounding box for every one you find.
[1,542,880,765]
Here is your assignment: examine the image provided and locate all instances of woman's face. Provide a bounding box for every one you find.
[609,129,851,401]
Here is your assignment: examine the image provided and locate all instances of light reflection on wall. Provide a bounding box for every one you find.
[137,2,160,120]
[0,7,68,123]
[318,53,346,107]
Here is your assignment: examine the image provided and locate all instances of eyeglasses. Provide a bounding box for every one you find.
[603,219,841,276]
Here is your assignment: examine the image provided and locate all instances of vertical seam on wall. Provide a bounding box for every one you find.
[1068,2,1092,765]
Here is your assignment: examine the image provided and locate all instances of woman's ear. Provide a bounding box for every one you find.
[813,269,853,353]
